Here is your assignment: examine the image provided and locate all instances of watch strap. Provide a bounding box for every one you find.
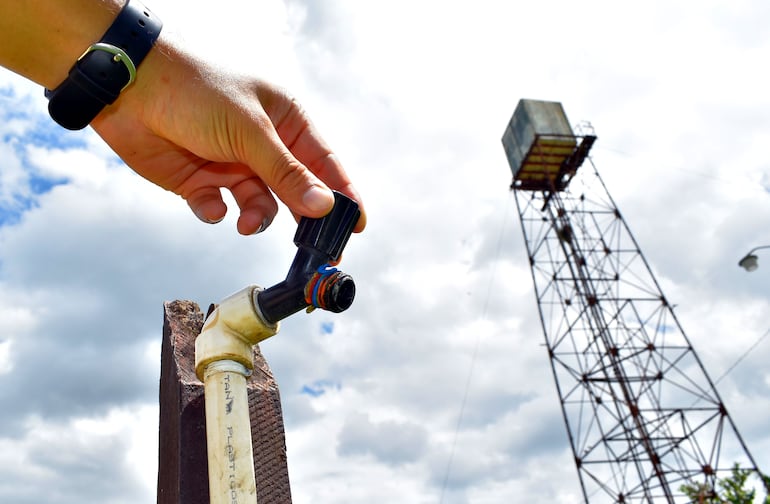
[46,0,162,130]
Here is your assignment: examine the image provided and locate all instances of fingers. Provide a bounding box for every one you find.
[248,85,341,212]
[258,139,368,232]
[186,185,227,224]
[248,128,336,219]
[229,176,278,235]
[183,165,280,235]
[304,153,367,232]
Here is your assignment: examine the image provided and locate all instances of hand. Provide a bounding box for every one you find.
[90,37,366,235]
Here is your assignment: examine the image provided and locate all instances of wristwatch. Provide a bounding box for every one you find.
[46,0,162,130]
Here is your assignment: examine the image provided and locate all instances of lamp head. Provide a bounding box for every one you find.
[739,254,759,272]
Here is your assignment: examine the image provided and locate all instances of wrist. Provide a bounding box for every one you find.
[0,0,123,89]
[46,0,163,130]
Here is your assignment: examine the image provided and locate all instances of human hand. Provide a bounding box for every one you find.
[90,37,366,235]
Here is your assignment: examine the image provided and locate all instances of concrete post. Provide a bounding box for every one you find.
[157,300,292,504]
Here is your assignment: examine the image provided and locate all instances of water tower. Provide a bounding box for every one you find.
[502,99,764,502]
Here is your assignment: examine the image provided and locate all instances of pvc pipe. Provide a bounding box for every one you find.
[195,286,279,504]
[203,360,257,503]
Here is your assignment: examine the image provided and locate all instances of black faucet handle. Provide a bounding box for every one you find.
[294,191,360,262]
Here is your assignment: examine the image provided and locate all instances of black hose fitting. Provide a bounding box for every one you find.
[256,191,360,324]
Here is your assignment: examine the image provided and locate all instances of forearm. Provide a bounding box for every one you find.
[0,0,122,89]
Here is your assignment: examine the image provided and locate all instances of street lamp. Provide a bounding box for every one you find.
[738,245,770,272]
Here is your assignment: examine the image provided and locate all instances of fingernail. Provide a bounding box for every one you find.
[254,218,270,235]
[194,208,224,224]
[302,186,334,213]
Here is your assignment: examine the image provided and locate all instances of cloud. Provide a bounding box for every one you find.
[0,406,157,504]
[336,411,428,466]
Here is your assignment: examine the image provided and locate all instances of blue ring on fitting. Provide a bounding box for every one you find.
[311,264,338,308]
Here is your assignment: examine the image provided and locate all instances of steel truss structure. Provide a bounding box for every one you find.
[513,135,764,503]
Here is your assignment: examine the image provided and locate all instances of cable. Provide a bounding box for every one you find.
[714,326,770,385]
[439,191,513,502]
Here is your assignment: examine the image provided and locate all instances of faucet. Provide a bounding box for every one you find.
[194,191,360,503]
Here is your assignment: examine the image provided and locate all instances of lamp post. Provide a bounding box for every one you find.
[738,245,770,272]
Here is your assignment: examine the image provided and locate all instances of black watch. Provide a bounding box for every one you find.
[45,0,162,130]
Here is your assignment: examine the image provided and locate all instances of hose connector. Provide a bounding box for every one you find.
[257,191,360,325]
[304,264,356,313]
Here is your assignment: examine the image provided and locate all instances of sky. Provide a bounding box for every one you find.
[1,1,770,503]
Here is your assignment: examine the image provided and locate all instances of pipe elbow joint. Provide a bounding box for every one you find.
[194,285,279,380]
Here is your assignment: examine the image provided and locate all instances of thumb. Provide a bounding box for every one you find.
[247,128,335,218]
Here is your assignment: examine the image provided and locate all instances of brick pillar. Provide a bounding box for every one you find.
[157,300,292,504]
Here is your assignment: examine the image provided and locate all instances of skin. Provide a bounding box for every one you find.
[0,0,366,235]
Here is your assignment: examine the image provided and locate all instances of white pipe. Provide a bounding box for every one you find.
[203,360,257,503]
[195,286,279,504]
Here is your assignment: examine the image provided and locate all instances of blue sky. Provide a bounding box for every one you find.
[0,87,75,225]
[1,1,770,503]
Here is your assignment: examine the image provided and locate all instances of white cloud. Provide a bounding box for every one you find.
[0,340,12,375]
[336,411,429,465]
[0,407,156,504]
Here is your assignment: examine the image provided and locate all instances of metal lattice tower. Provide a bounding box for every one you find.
[502,100,765,503]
